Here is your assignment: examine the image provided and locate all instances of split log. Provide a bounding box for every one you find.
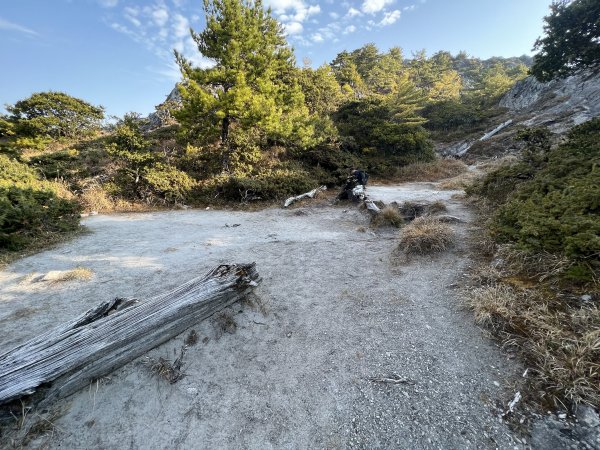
[283,186,327,208]
[0,263,260,406]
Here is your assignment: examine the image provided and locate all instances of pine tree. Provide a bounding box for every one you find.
[175,0,312,171]
[531,0,600,81]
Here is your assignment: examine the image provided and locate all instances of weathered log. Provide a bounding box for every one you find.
[0,263,260,406]
[283,186,327,208]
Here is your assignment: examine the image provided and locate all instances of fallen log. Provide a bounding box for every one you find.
[283,185,327,208]
[0,263,260,406]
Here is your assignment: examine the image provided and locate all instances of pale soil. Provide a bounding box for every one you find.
[0,183,525,449]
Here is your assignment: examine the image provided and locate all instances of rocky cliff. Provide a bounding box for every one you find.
[442,68,600,157]
[500,68,600,133]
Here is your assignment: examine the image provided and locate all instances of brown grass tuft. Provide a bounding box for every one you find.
[393,159,468,182]
[371,206,404,228]
[438,171,481,190]
[215,311,237,335]
[466,283,600,409]
[399,217,455,254]
[142,346,187,384]
[49,267,93,283]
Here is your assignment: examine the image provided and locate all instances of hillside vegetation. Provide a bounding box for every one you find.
[0,1,528,257]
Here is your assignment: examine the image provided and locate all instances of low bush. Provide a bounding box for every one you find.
[213,165,318,203]
[0,187,81,250]
[0,154,80,252]
[484,120,600,280]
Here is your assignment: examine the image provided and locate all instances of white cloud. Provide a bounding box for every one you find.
[361,0,394,14]
[0,17,38,35]
[284,21,304,35]
[151,8,169,27]
[329,12,339,19]
[311,33,323,42]
[379,9,400,25]
[98,0,118,7]
[172,13,189,37]
[403,4,416,11]
[346,7,361,18]
[264,0,320,24]
[343,25,356,34]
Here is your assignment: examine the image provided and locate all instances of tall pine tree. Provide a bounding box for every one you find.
[175,0,312,171]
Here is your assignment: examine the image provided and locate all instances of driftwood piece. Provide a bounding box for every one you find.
[0,263,260,406]
[364,199,381,215]
[283,186,327,208]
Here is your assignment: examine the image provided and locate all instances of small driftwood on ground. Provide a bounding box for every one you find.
[283,186,327,208]
[0,263,260,407]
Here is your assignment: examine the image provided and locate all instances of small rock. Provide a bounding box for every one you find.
[186,387,198,396]
[577,405,600,428]
[580,294,592,302]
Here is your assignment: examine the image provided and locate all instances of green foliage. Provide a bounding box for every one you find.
[423,99,505,141]
[298,65,344,115]
[0,115,15,138]
[532,0,600,81]
[214,164,317,202]
[6,91,104,139]
[28,149,82,185]
[142,163,196,203]
[0,187,80,250]
[472,119,600,281]
[175,0,314,171]
[108,114,155,186]
[0,155,80,251]
[475,64,519,102]
[333,78,433,170]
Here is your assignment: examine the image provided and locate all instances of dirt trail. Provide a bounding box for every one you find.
[0,183,524,449]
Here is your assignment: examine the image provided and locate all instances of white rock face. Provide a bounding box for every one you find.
[500,69,600,133]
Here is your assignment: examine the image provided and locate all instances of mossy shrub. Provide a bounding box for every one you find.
[0,187,80,250]
[476,119,600,281]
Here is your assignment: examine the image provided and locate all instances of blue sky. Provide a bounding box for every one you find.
[0,0,553,118]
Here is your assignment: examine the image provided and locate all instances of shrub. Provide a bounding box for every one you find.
[142,164,196,204]
[0,187,81,250]
[488,119,600,279]
[399,216,455,254]
[216,166,317,202]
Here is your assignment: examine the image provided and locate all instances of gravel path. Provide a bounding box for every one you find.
[0,183,524,449]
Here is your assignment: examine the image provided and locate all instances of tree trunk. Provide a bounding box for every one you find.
[221,116,231,171]
[0,263,260,407]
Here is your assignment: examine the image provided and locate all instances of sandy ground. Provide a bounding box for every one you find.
[0,183,525,449]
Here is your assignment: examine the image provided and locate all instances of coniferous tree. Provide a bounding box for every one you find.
[175,0,312,171]
[531,0,600,81]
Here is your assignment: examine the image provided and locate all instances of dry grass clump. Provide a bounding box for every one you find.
[79,186,114,212]
[393,158,468,182]
[215,311,237,335]
[466,283,600,409]
[50,267,93,283]
[142,347,187,384]
[398,200,446,221]
[438,171,481,190]
[399,217,455,254]
[371,206,403,228]
[495,245,575,283]
[79,186,150,213]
